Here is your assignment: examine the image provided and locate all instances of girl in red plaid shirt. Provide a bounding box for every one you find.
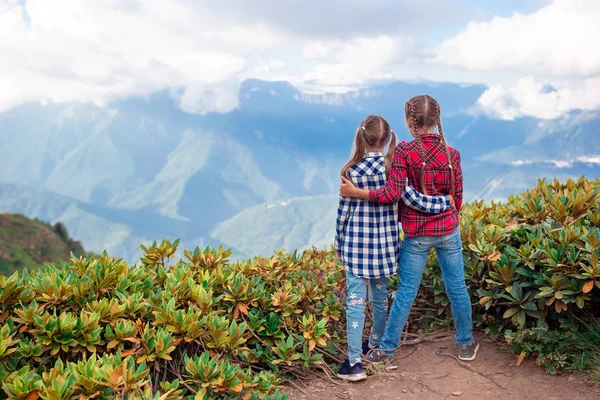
[340,95,479,364]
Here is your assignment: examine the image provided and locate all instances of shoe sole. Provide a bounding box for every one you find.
[458,342,480,361]
[337,373,368,382]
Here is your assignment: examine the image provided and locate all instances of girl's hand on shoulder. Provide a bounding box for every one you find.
[339,176,357,197]
[340,176,371,199]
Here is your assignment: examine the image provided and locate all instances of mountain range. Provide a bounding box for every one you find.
[0,79,598,261]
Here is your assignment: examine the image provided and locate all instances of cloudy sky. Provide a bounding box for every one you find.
[1,0,599,120]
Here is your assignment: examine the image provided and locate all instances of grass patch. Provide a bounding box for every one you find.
[501,318,600,379]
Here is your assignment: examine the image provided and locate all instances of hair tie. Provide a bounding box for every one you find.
[361,126,366,131]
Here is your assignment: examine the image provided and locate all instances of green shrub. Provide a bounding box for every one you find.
[499,319,600,376]
[1,245,345,399]
[1,176,599,399]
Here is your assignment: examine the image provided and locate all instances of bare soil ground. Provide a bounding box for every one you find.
[286,333,600,400]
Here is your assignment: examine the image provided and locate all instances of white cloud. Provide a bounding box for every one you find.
[1,0,431,112]
[253,60,285,74]
[510,156,600,168]
[3,0,596,117]
[302,35,416,90]
[434,0,600,75]
[0,0,278,113]
[436,0,600,120]
[202,0,460,40]
[240,60,293,83]
[177,85,241,115]
[476,77,600,120]
[303,41,340,59]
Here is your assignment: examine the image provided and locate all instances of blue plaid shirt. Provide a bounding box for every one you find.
[335,152,451,279]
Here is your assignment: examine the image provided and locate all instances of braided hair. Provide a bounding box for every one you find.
[434,100,456,197]
[405,100,428,194]
[404,95,455,197]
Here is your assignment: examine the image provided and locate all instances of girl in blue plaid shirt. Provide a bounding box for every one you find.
[335,115,451,381]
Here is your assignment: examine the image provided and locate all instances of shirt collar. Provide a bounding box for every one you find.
[364,152,384,159]
[420,133,441,142]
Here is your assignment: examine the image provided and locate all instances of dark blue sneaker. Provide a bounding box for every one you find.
[362,339,373,355]
[337,359,367,382]
[366,349,398,370]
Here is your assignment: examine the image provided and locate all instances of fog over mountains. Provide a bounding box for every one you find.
[1,79,599,261]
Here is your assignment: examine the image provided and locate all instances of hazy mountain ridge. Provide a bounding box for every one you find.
[1,79,598,262]
[478,111,600,167]
[210,194,338,260]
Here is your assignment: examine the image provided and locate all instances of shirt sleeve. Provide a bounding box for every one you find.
[402,180,451,214]
[369,147,406,203]
[454,151,464,211]
[334,195,353,252]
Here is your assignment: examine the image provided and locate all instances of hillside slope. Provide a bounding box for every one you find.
[210,194,337,260]
[0,213,85,275]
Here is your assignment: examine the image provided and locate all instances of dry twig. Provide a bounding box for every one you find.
[396,344,420,360]
[315,347,344,364]
[403,332,453,346]
[166,363,197,395]
[317,363,342,386]
[433,350,507,390]
[285,378,309,396]
[411,375,441,395]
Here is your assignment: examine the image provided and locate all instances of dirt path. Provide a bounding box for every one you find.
[286,333,600,400]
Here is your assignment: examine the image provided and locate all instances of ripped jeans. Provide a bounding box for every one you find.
[345,271,389,364]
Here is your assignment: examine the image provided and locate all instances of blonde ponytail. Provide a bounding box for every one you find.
[341,125,368,179]
[340,115,393,179]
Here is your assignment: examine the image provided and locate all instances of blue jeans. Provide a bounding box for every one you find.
[345,272,389,365]
[380,229,473,352]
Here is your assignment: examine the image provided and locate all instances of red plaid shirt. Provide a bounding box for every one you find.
[369,134,463,237]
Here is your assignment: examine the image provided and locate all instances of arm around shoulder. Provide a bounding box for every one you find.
[371,147,407,203]
[402,180,452,214]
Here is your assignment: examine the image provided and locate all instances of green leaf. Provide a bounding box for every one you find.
[510,283,522,300]
[521,302,537,311]
[515,268,535,279]
[554,291,564,300]
[267,312,280,333]
[468,244,482,254]
[503,307,519,319]
[516,310,526,327]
